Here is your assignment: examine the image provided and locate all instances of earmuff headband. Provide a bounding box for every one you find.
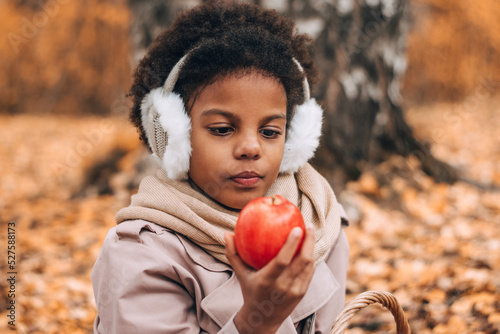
[140,52,323,179]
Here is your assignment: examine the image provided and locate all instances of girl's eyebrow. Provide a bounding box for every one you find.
[201,109,237,120]
[201,109,286,124]
[262,114,286,123]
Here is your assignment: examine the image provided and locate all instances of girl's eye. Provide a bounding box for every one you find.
[208,127,234,136]
[260,129,281,139]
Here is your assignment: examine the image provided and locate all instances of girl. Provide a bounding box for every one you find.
[92,1,349,333]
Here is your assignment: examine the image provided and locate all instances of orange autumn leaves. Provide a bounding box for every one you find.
[1,95,499,332]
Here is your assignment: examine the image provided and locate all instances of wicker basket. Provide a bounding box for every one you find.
[330,291,411,334]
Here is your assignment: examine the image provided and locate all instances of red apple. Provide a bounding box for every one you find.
[234,195,306,270]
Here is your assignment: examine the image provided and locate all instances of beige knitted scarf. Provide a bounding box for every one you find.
[115,163,341,265]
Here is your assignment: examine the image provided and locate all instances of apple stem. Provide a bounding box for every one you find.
[271,196,281,205]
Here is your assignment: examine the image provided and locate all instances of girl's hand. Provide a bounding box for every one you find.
[224,223,316,334]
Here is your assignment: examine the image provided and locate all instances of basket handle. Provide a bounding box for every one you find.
[330,291,411,334]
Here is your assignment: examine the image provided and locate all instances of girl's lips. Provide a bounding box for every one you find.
[230,171,262,187]
[231,176,261,187]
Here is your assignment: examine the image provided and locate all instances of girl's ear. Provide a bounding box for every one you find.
[279,98,323,174]
[141,88,192,180]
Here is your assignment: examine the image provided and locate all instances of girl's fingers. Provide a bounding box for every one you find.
[264,227,304,277]
[224,232,252,278]
[278,224,315,285]
[299,223,315,258]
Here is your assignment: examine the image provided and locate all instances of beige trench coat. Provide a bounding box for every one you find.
[92,216,349,334]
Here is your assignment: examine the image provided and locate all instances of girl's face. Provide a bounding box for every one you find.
[188,72,287,210]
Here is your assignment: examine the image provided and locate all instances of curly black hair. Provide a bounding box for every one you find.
[129,0,319,152]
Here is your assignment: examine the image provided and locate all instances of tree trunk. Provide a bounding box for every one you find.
[280,0,456,184]
[127,0,458,186]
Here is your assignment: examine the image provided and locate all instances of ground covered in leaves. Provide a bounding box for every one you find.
[1,96,499,333]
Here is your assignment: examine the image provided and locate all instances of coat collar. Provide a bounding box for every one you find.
[177,231,232,272]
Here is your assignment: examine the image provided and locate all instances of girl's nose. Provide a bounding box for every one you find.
[234,133,262,160]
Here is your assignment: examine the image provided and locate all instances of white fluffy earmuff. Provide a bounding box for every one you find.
[279,59,323,174]
[140,54,323,180]
[140,55,192,180]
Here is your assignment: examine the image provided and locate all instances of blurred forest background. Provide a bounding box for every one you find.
[0,0,499,333]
